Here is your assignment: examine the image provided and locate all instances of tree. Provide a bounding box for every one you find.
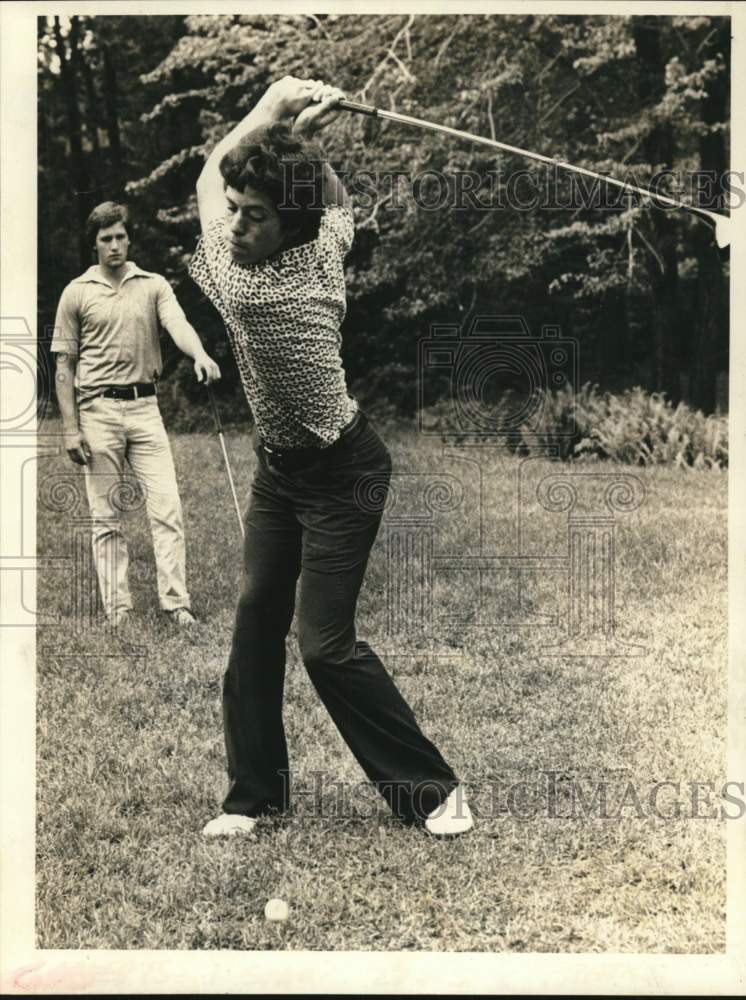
[49,15,89,269]
[39,14,730,421]
[690,16,730,412]
[38,14,189,398]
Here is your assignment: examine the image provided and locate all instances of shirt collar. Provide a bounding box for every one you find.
[74,262,153,288]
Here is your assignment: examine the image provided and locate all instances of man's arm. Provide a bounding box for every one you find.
[51,287,90,465]
[196,76,328,231]
[324,163,351,209]
[292,84,351,208]
[55,353,90,465]
[156,280,221,383]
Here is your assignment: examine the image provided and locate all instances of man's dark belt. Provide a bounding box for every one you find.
[98,383,156,400]
[260,410,365,472]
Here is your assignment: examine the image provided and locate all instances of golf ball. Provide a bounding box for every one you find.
[264,898,289,922]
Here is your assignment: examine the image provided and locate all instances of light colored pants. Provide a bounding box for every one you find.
[78,394,190,616]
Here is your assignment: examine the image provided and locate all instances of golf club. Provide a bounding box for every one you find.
[206,382,245,540]
[338,99,731,249]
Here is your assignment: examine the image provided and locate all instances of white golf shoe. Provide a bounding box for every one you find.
[202,813,257,837]
[424,785,474,837]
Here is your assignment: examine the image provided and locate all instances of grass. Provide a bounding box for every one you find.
[35,419,728,952]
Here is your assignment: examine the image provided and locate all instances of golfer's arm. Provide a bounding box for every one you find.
[321,162,351,209]
[196,99,285,231]
[293,120,350,208]
[54,354,80,433]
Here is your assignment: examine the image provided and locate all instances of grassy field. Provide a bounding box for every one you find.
[35,420,728,952]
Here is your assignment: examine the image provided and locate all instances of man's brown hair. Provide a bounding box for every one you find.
[85,201,131,248]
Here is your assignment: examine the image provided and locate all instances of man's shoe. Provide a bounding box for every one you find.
[424,785,474,837]
[202,813,257,837]
[107,609,131,629]
[167,607,196,626]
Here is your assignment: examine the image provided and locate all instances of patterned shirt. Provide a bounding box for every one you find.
[188,204,358,448]
[51,263,189,401]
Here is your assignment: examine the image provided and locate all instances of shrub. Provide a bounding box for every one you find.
[417,383,728,469]
[566,385,729,469]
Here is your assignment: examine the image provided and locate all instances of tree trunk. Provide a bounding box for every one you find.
[53,15,89,269]
[691,18,729,413]
[101,43,124,197]
[78,46,101,156]
[632,17,680,401]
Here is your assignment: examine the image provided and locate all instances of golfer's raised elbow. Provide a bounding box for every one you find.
[322,164,351,208]
[196,163,226,229]
[196,165,215,197]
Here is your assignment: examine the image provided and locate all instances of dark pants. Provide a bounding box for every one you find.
[222,412,459,824]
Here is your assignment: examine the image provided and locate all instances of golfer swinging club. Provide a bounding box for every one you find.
[191,76,473,837]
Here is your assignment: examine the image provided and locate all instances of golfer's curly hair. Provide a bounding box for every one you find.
[85,201,131,248]
[219,124,325,245]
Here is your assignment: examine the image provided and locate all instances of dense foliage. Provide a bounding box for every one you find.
[38,13,730,427]
[420,383,728,468]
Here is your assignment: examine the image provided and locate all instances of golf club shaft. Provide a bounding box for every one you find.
[206,383,245,540]
[338,99,727,237]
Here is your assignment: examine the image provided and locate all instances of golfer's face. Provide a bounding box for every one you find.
[224,185,286,265]
[95,223,130,269]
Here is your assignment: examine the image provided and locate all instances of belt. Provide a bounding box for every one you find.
[98,383,156,400]
[260,410,365,472]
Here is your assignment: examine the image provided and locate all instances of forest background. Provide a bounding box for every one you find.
[37,13,731,431]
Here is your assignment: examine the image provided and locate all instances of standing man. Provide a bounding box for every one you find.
[52,201,221,627]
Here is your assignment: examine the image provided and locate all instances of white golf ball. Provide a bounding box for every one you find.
[264,898,289,922]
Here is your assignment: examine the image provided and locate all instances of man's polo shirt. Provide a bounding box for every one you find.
[51,262,189,400]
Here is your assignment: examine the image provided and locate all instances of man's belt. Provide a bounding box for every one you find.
[260,410,364,471]
[98,383,156,400]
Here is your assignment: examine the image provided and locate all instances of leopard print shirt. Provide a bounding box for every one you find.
[188,204,358,448]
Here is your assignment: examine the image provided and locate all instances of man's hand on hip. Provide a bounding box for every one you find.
[64,429,91,466]
[194,352,222,384]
